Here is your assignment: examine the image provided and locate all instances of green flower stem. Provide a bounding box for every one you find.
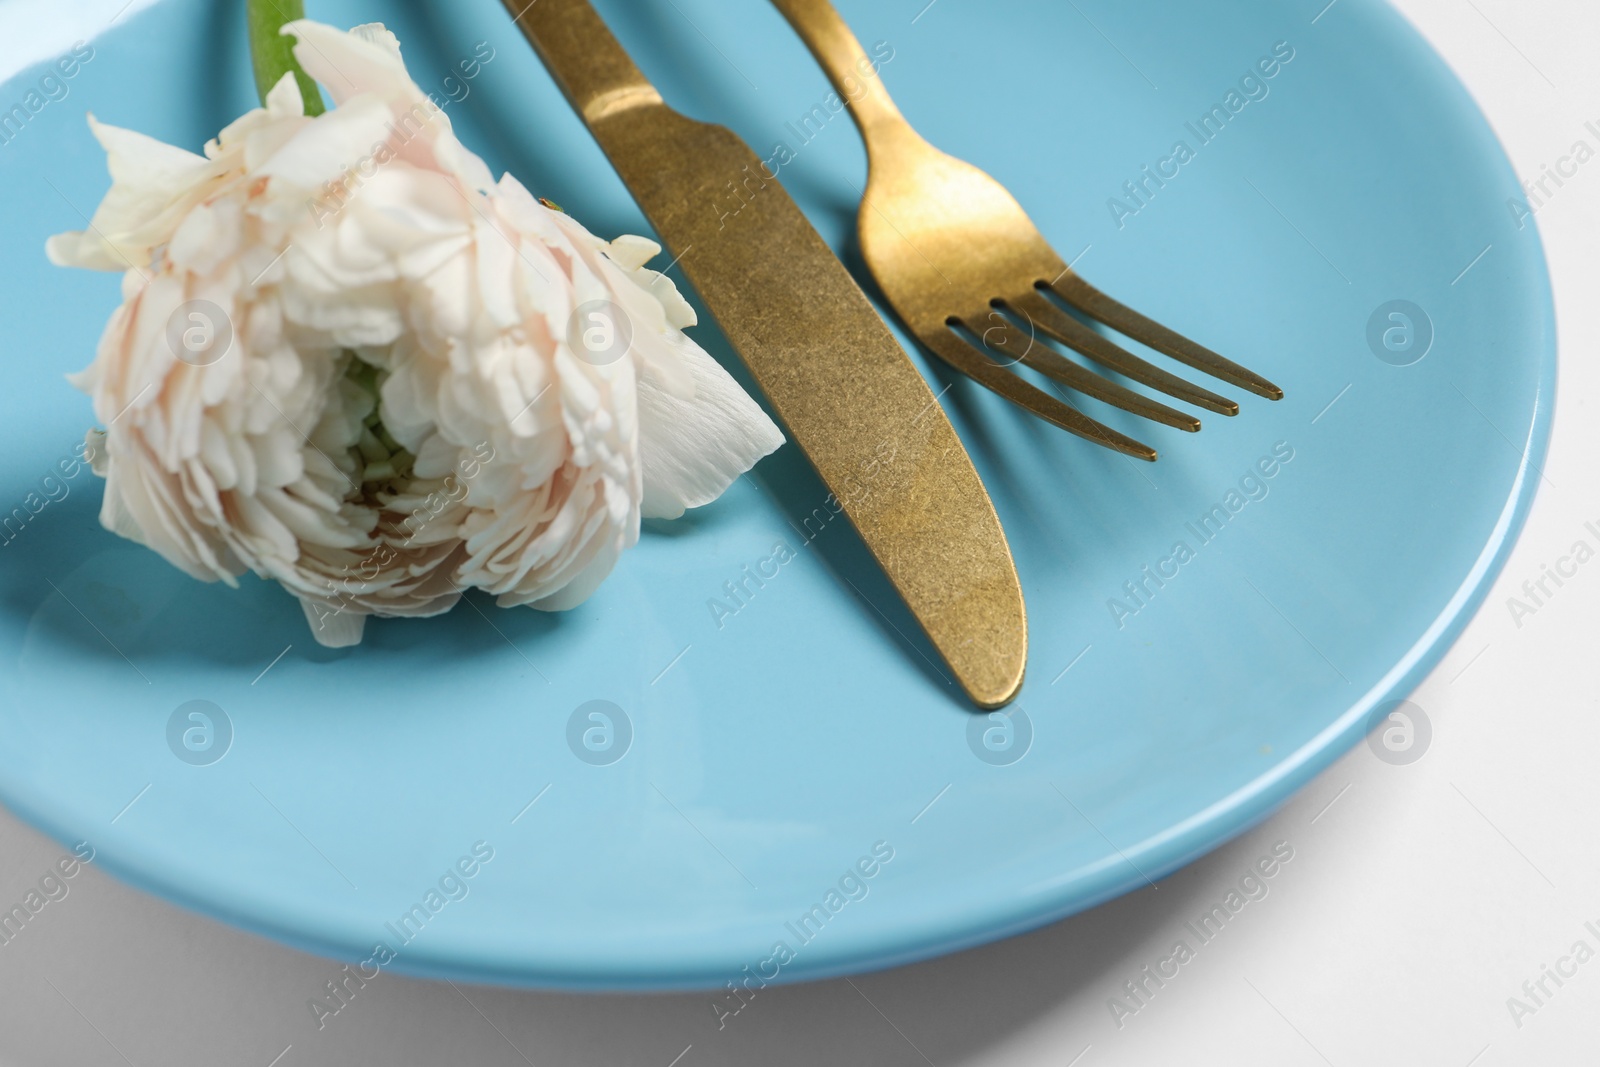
[246,0,324,115]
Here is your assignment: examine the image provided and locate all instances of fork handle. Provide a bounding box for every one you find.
[769,0,912,149]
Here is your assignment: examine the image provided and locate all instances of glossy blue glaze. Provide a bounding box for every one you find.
[0,0,1553,988]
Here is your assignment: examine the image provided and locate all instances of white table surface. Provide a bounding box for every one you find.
[2,0,1595,1063]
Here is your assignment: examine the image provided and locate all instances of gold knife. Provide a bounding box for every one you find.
[500,0,1026,707]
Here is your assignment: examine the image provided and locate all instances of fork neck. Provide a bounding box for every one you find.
[770,0,915,153]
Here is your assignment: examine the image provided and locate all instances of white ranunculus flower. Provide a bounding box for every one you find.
[48,20,783,647]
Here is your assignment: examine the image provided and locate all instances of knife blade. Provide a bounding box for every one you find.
[500,0,1026,707]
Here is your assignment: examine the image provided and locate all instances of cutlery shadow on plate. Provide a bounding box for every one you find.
[669,304,968,708]
[742,410,970,712]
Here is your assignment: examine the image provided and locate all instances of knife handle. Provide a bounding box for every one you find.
[501,0,669,135]
[768,0,909,147]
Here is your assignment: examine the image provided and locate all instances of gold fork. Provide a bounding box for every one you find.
[770,0,1283,461]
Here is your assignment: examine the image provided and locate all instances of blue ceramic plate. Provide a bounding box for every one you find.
[0,0,1552,988]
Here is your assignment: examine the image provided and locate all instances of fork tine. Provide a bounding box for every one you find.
[919,326,1159,461]
[1008,291,1239,416]
[1046,274,1284,400]
[975,316,1200,433]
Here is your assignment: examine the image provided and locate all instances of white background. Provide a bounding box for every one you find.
[2,0,1596,1064]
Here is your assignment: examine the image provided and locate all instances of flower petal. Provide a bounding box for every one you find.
[46,116,213,272]
[282,20,411,108]
[637,343,784,519]
[300,598,366,647]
